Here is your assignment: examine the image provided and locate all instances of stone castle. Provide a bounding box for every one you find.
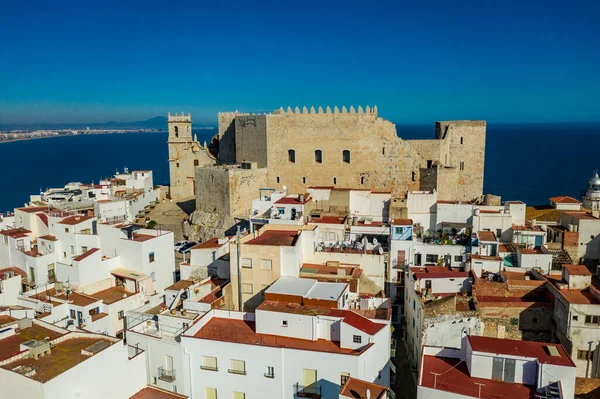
[167,106,486,238]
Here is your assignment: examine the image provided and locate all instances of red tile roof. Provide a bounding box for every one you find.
[275,194,311,205]
[0,228,31,239]
[15,206,49,213]
[468,335,575,367]
[328,309,387,335]
[308,215,347,224]
[564,264,592,276]
[420,355,537,399]
[564,212,598,220]
[59,215,94,225]
[0,267,27,279]
[38,235,57,241]
[131,233,156,242]
[130,386,188,399]
[90,286,135,305]
[165,280,195,291]
[191,237,227,250]
[477,231,496,242]
[245,230,299,246]
[340,377,387,399]
[391,218,413,225]
[550,196,582,204]
[73,248,100,262]
[411,266,471,280]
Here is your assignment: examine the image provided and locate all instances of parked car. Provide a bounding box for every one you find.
[179,242,197,254]
[174,240,188,252]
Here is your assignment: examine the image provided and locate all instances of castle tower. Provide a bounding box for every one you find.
[167,112,215,199]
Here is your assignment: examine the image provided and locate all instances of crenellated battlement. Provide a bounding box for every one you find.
[168,112,192,122]
[272,105,378,117]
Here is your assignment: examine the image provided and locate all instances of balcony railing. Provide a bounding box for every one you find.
[295,383,321,398]
[158,366,176,382]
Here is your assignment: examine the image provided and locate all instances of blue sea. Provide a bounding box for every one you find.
[0,124,598,213]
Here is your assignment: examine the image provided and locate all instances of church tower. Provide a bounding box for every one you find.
[167,112,202,200]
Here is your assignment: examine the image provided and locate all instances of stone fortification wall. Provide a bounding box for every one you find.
[217,112,240,165]
[235,114,269,167]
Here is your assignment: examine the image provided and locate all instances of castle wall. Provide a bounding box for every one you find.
[254,108,424,196]
[217,112,238,164]
[235,114,269,167]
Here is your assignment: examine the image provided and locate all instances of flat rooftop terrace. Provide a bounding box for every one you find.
[2,337,114,382]
[0,324,66,362]
[189,318,370,355]
[245,230,299,246]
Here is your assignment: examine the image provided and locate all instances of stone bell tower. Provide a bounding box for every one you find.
[167,112,215,200]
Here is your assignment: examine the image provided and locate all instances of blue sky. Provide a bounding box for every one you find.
[0,0,599,125]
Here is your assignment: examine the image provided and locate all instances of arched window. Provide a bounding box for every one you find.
[288,149,296,163]
[315,150,323,163]
[174,126,179,138]
[343,150,350,164]
[333,177,337,185]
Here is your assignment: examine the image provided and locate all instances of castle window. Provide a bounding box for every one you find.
[210,175,215,184]
[412,171,416,182]
[343,150,350,164]
[460,161,465,171]
[194,160,199,166]
[276,176,280,183]
[333,177,337,185]
[460,136,464,145]
[360,176,365,185]
[315,150,322,164]
[288,149,296,163]
[176,163,179,168]
[174,126,179,138]
[303,177,306,184]
[427,160,432,168]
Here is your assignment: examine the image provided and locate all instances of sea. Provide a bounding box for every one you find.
[0,123,598,213]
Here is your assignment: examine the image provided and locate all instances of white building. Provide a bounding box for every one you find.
[180,236,231,281]
[0,318,147,399]
[418,336,576,399]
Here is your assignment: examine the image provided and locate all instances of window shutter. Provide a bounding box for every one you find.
[205,388,217,399]
[202,356,217,370]
[233,392,245,399]
[231,359,245,373]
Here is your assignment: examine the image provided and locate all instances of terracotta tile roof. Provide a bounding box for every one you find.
[565,212,598,220]
[328,309,387,335]
[0,267,27,279]
[191,237,227,250]
[73,248,100,262]
[90,286,135,305]
[468,335,575,367]
[130,386,188,399]
[340,377,387,399]
[498,244,514,253]
[512,224,544,232]
[274,194,311,205]
[0,315,17,326]
[0,323,66,362]
[190,318,372,355]
[550,196,582,204]
[0,228,31,238]
[526,206,564,223]
[391,218,413,225]
[59,215,94,225]
[477,231,496,242]
[308,215,347,224]
[90,312,108,322]
[15,206,49,213]
[575,377,600,397]
[245,230,299,246]
[38,235,57,241]
[564,264,592,276]
[411,266,471,280]
[131,233,156,242]
[165,280,195,291]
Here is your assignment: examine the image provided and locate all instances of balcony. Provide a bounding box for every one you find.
[295,383,321,398]
[158,366,176,382]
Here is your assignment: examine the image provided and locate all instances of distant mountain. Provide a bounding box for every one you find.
[0,116,171,131]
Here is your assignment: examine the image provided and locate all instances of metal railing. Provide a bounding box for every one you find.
[158,366,176,382]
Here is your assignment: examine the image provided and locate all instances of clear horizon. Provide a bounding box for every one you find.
[1,0,599,125]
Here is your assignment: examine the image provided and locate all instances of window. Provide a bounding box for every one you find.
[361,176,365,185]
[151,272,156,282]
[412,171,416,182]
[176,163,179,168]
[315,149,323,163]
[585,315,600,325]
[382,147,385,155]
[174,126,179,137]
[116,331,124,339]
[194,159,199,166]
[70,309,76,319]
[63,252,67,258]
[460,136,464,145]
[496,229,502,238]
[233,393,245,399]
[149,252,155,263]
[353,335,362,344]
[242,283,253,294]
[205,388,217,399]
[261,259,272,270]
[210,175,215,184]
[532,317,538,324]
[333,177,337,185]
[425,254,438,263]
[277,207,285,215]
[64,227,69,233]
[276,176,280,183]
[343,150,350,163]
[578,350,594,361]
[241,258,252,269]
[201,356,218,371]
[118,310,124,320]
[427,160,433,168]
[302,177,306,184]
[454,255,462,262]
[69,245,74,254]
[341,372,350,386]
[573,315,579,321]
[288,149,296,163]
[265,366,274,378]
[229,359,246,375]
[282,320,288,327]
[460,161,465,171]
